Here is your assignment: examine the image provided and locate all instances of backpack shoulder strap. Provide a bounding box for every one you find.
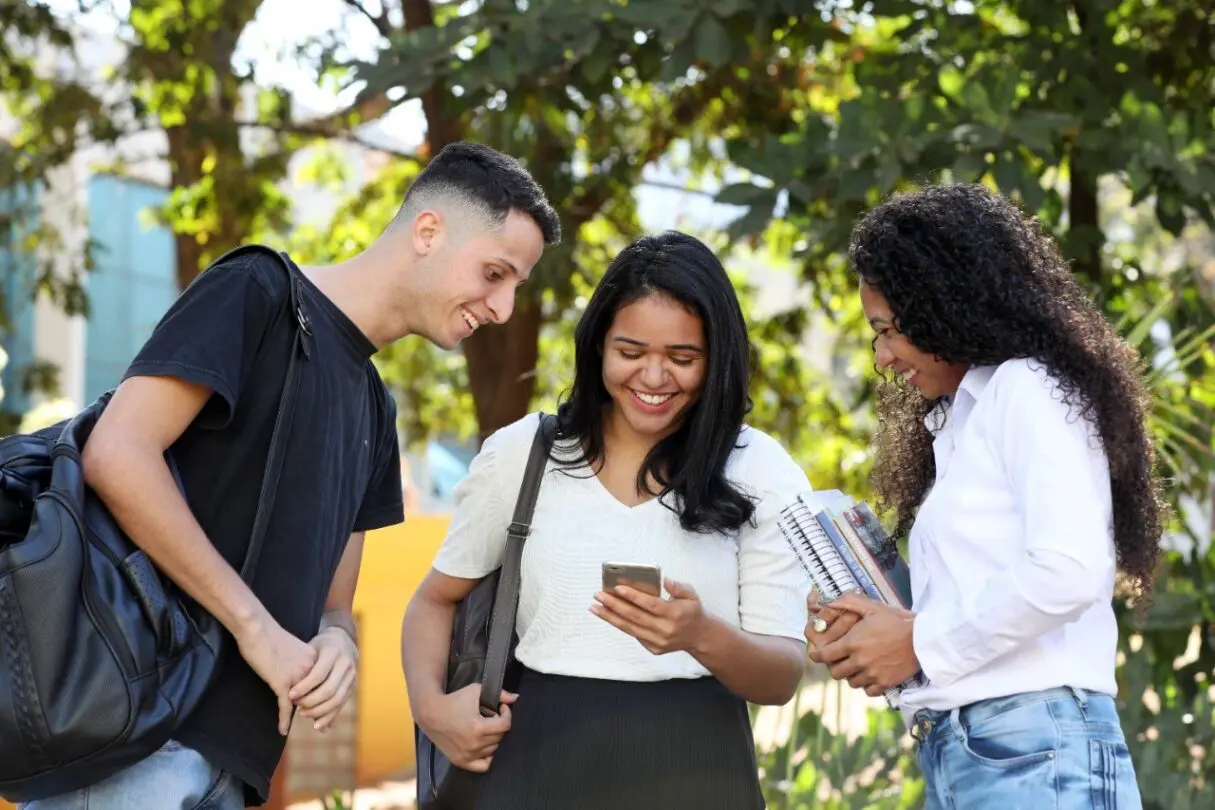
[224,246,313,582]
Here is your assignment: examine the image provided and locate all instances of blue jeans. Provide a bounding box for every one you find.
[18,740,243,810]
[912,687,1142,810]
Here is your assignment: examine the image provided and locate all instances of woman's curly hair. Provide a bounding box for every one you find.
[849,183,1166,595]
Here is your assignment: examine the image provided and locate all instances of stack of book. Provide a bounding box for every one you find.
[777,489,925,708]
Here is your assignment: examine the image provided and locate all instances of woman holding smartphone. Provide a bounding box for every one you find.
[402,231,811,809]
[807,184,1157,808]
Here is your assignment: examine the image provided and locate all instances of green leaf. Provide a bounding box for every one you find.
[716,182,775,207]
[580,41,614,84]
[950,151,987,182]
[1007,110,1077,153]
[726,201,775,240]
[693,13,732,69]
[660,37,697,83]
[876,151,902,194]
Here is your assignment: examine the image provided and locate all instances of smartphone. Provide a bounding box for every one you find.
[602,562,662,597]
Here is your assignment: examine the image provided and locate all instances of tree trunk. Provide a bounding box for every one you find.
[462,299,543,443]
[1067,149,1103,289]
[165,125,207,290]
[1066,2,1104,292]
[406,0,536,441]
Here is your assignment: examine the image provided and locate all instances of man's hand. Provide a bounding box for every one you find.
[417,684,517,773]
[235,617,320,735]
[590,579,709,656]
[808,592,920,697]
[289,627,359,732]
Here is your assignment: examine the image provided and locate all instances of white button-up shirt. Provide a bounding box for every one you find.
[899,358,1120,713]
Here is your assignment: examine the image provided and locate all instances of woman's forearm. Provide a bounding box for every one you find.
[689,615,805,705]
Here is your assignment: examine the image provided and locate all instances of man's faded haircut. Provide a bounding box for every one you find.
[392,141,561,245]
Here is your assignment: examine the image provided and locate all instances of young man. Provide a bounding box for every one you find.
[23,142,560,809]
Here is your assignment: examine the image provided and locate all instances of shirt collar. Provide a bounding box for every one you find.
[922,364,999,434]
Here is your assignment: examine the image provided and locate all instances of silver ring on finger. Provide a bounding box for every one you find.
[813,616,829,633]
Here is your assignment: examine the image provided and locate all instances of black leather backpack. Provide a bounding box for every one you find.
[0,245,310,802]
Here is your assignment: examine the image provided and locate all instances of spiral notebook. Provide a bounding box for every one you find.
[777,489,925,708]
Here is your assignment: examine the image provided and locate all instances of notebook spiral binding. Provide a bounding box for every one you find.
[777,492,926,709]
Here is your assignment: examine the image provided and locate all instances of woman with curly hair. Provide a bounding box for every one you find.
[806,184,1160,808]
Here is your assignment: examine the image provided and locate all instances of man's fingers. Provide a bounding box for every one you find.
[463,757,492,773]
[302,668,356,722]
[289,650,336,702]
[864,683,886,698]
[277,693,294,736]
[499,690,519,705]
[296,676,340,713]
[297,657,353,712]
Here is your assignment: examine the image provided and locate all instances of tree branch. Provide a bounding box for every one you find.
[639,179,716,198]
[236,118,419,160]
[288,91,397,139]
[342,0,392,39]
[566,71,731,227]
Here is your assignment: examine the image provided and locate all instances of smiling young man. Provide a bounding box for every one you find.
[23,142,560,810]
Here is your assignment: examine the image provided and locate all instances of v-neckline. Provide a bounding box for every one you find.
[590,471,664,513]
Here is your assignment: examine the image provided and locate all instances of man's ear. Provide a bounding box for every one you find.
[412,210,442,256]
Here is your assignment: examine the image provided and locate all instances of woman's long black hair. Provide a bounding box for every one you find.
[554,231,757,534]
[850,183,1166,594]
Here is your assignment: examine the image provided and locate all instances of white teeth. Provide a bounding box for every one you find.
[461,308,478,331]
[900,368,918,382]
[634,391,674,405]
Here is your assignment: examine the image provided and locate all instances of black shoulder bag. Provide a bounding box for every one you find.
[416,413,557,810]
[0,244,311,802]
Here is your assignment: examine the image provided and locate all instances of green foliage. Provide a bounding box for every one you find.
[715,0,1215,306]
[348,0,847,439]
[756,683,924,810]
[318,789,354,810]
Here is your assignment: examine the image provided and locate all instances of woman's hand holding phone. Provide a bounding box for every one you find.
[591,577,709,656]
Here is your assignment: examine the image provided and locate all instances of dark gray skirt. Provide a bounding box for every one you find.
[473,667,765,810]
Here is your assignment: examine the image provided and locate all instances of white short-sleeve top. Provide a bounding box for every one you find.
[431,413,813,682]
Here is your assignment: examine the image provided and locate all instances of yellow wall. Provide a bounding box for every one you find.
[350,514,450,786]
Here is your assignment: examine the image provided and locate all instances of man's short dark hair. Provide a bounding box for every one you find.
[394,141,561,245]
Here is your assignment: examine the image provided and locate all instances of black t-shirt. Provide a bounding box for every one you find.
[121,248,403,805]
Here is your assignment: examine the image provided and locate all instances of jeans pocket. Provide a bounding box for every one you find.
[960,701,1058,769]
[959,732,1057,769]
[1090,739,1139,810]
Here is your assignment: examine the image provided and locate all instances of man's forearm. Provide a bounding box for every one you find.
[83,439,268,640]
[690,616,805,705]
